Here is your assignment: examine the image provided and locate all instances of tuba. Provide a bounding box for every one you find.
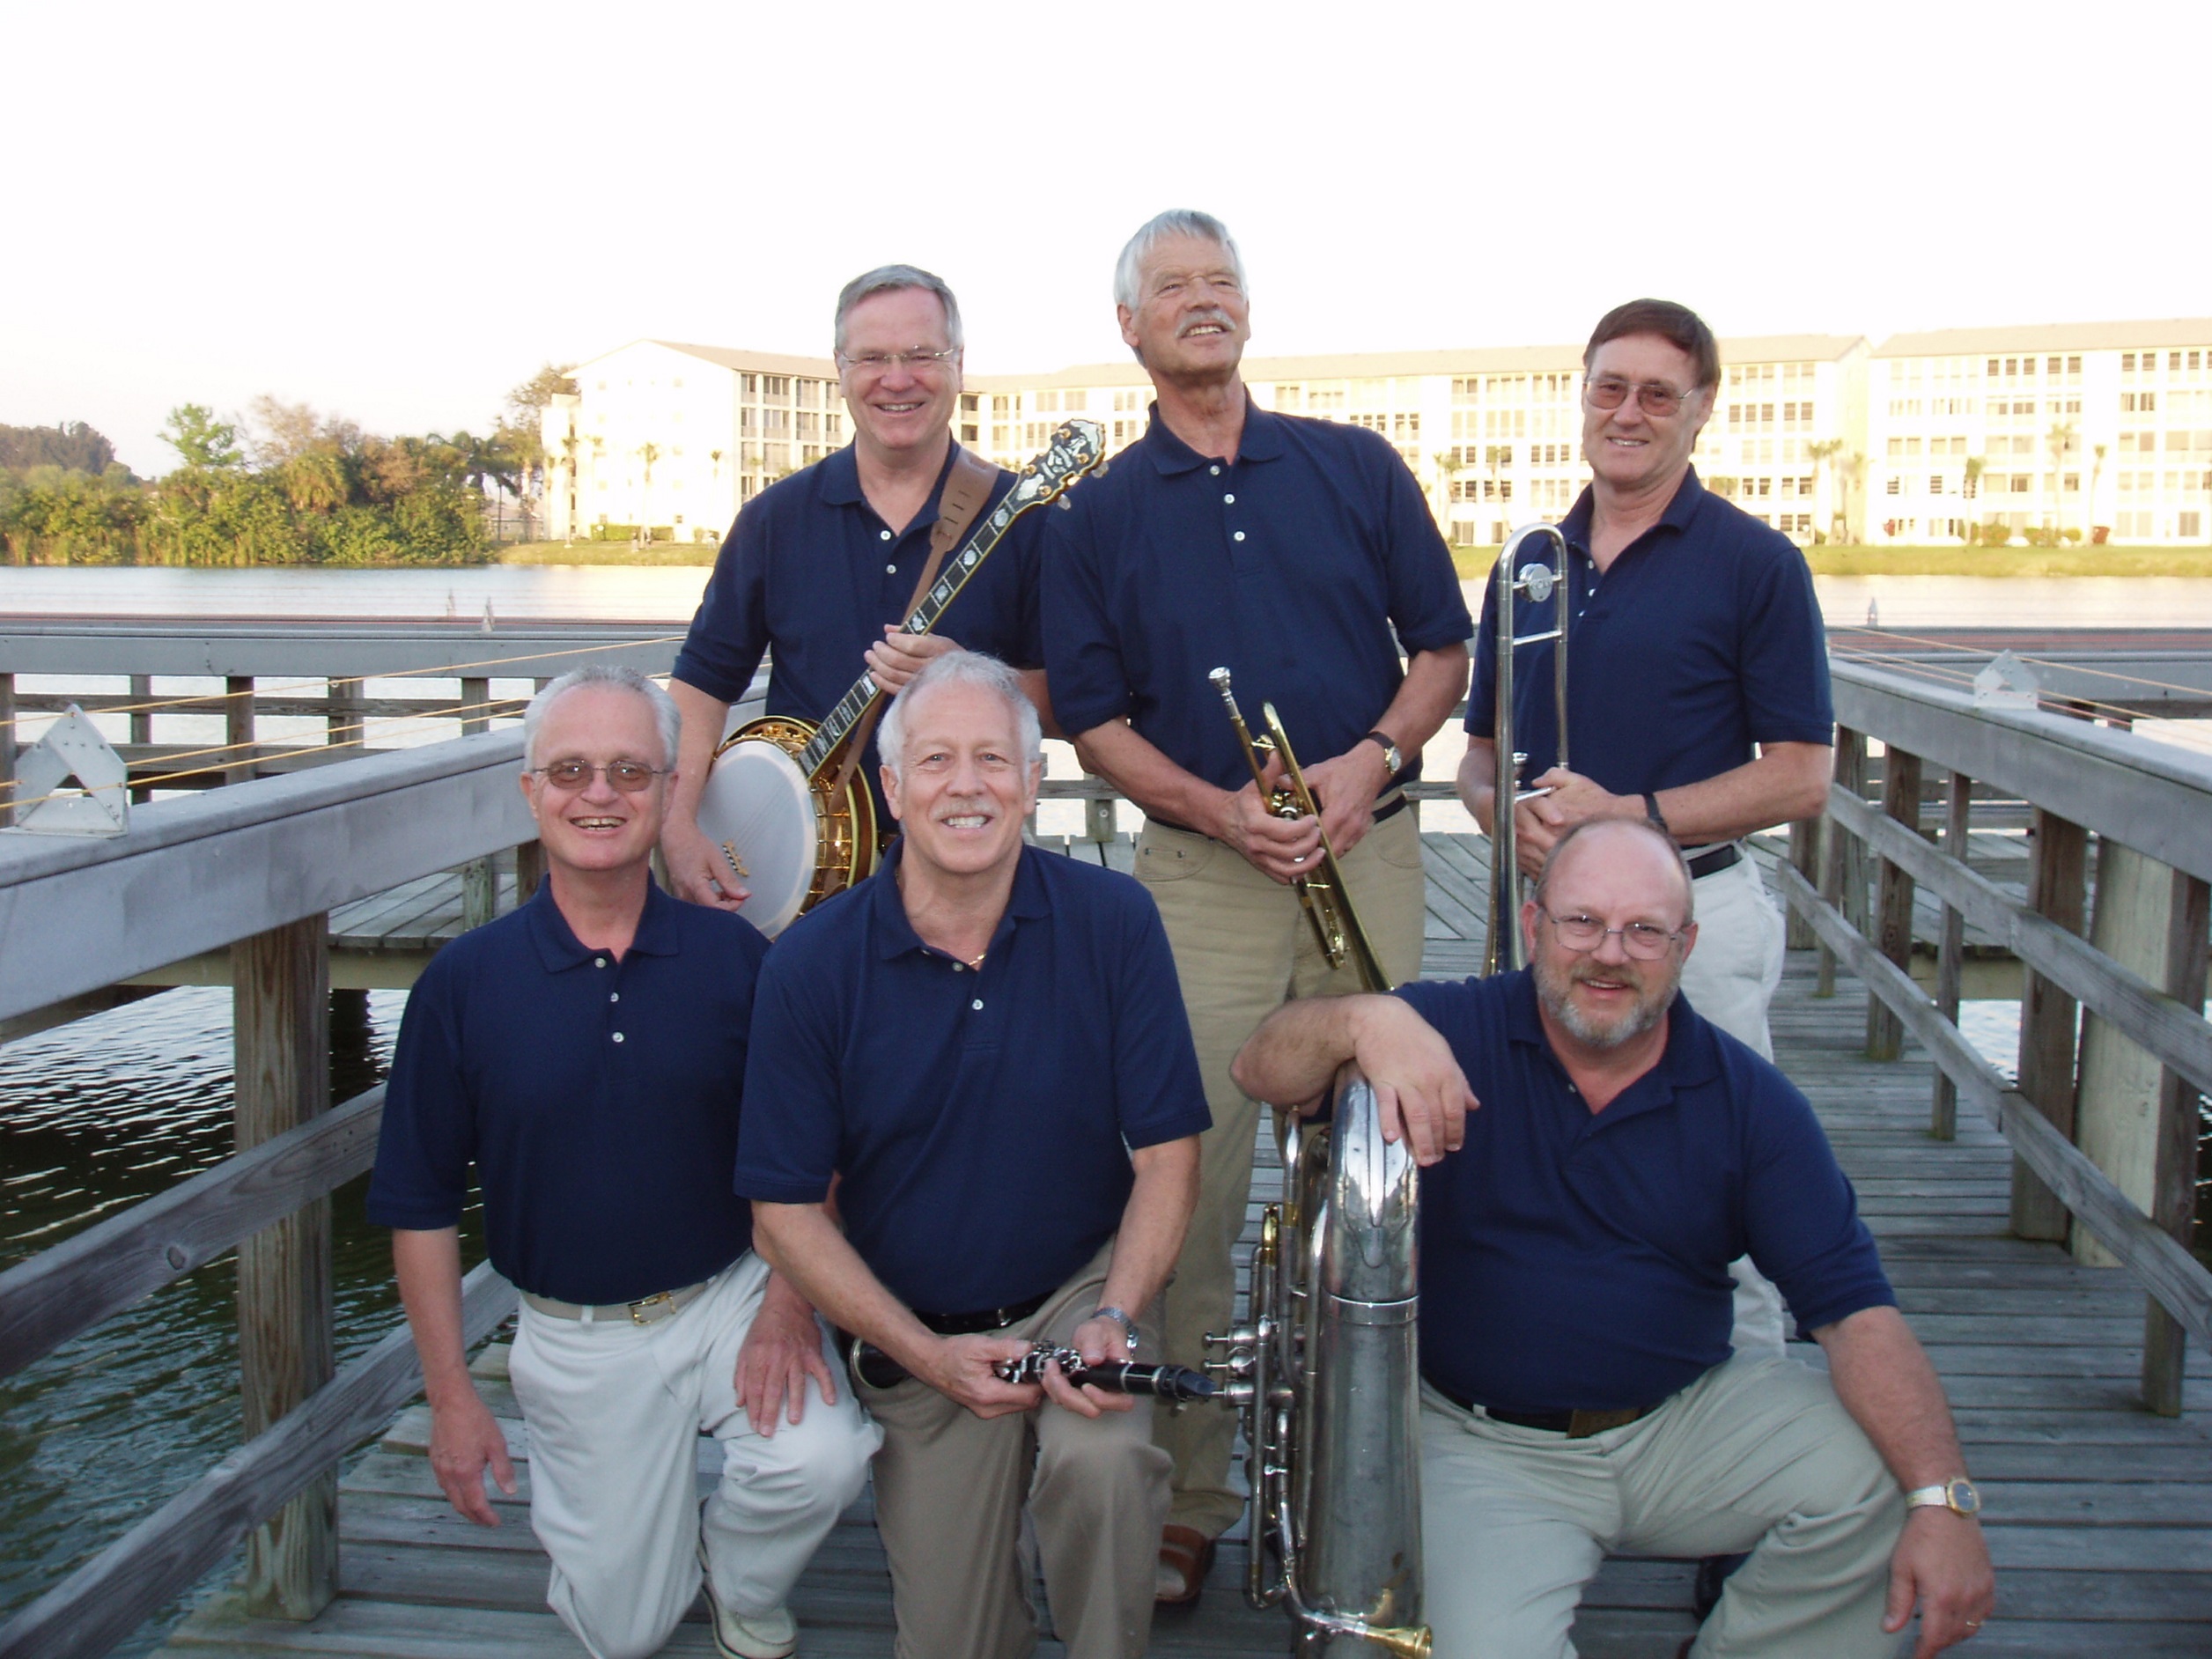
[1482,522,1574,974]
[1204,675,1429,1656]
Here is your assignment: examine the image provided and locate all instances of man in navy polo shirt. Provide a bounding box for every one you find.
[661,262,1048,911]
[368,666,877,1659]
[740,649,1208,1659]
[1232,820,1994,1658]
[1041,208,1472,1596]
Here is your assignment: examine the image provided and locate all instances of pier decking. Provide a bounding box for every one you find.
[148,837,2212,1658]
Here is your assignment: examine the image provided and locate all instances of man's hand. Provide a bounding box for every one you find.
[426,1386,517,1527]
[1514,767,1640,877]
[1298,739,1395,859]
[1884,1508,1995,1655]
[734,1275,839,1437]
[1038,1316,1140,1419]
[1348,999,1477,1165]
[911,1333,1044,1419]
[661,814,750,910]
[864,629,957,694]
[1215,765,1323,883]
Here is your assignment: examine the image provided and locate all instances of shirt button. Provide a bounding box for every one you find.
[879,529,892,541]
[612,1031,625,1043]
[1234,530,1247,542]
[971,999,984,1011]
[887,563,898,573]
[952,962,964,971]
[594,957,607,969]
[1223,493,1235,504]
[609,992,620,1003]
[1208,464,1220,476]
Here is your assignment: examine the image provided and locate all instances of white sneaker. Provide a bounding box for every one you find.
[698,1538,798,1659]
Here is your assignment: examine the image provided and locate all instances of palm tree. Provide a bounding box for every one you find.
[1806,439,1845,542]
[638,442,661,543]
[2046,421,2077,540]
[2088,443,2108,544]
[1430,448,1464,539]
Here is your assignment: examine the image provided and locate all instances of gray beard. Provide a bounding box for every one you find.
[1532,952,1678,1051]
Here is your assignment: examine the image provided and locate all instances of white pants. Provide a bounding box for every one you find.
[1419,1354,1904,1658]
[1678,850,1792,1358]
[506,1252,881,1659]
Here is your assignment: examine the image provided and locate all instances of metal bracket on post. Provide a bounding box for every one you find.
[1973,651,2039,709]
[8,704,129,836]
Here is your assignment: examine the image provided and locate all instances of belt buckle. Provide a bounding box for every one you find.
[627,1291,675,1325]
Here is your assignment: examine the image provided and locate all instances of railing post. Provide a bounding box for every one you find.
[1932,771,1973,1139]
[232,915,337,1619]
[1817,728,1865,998]
[460,678,497,927]
[1867,747,1924,1060]
[1787,814,1822,950]
[2011,809,2089,1242]
[129,674,153,804]
[515,840,546,907]
[0,669,15,828]
[2145,871,2209,1415]
[328,676,364,752]
[225,675,255,786]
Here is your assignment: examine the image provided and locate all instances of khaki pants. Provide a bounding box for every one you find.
[1420,1353,1906,1658]
[856,1244,1171,1659]
[1138,807,1428,1537]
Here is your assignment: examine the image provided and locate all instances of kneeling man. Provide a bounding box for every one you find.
[1232,819,1994,1658]
[739,650,1209,1659]
[368,665,878,1659]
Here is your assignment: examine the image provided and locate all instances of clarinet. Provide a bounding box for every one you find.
[846,1337,1214,1401]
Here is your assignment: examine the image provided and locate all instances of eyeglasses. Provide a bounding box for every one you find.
[532,759,666,793]
[1584,377,1700,417]
[837,348,959,376]
[1537,908,1686,960]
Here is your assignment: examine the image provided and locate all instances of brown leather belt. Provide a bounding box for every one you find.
[1427,1373,1664,1438]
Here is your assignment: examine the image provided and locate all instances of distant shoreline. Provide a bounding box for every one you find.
[1448,545,2212,580]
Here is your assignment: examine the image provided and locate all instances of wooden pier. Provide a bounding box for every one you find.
[148,840,2212,1659]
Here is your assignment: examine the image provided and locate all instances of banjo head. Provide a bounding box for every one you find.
[697,736,818,938]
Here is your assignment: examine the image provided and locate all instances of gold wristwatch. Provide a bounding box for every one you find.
[1364,730,1404,775]
[1905,1477,1981,1516]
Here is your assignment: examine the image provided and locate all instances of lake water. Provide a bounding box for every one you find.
[4,564,2209,1645]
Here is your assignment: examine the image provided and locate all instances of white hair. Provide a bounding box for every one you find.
[1112,209,1247,312]
[876,649,1042,784]
[834,263,964,355]
[522,665,682,771]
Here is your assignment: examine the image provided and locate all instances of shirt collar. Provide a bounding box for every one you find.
[525,875,682,972]
[1561,465,1708,558]
[1140,388,1283,476]
[817,438,962,511]
[866,838,1053,961]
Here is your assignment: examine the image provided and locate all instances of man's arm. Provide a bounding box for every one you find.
[1054,1137,1200,1417]
[1232,993,1475,1165]
[750,1201,1042,1420]
[1814,1305,1995,1657]
[1460,736,1831,878]
[392,1227,515,1527]
[1297,642,1471,856]
[1074,717,1318,881]
[662,676,745,909]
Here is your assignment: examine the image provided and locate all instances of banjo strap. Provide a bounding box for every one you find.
[830,445,1002,805]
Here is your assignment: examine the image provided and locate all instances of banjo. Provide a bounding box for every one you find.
[696,418,1106,936]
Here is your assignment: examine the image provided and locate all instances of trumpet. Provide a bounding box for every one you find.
[1208,668,1390,995]
[1483,522,1574,975]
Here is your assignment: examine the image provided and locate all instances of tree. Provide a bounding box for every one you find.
[1429,447,1464,537]
[247,395,327,467]
[496,363,579,514]
[162,405,243,471]
[1805,439,1846,542]
[2046,420,2078,537]
[2088,443,2108,542]
[0,421,121,476]
[637,441,661,542]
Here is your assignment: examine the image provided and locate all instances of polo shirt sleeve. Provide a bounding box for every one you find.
[733,947,844,1206]
[1373,439,1474,654]
[1736,543,1835,746]
[1038,494,1135,739]
[669,505,772,704]
[1736,1061,1896,1334]
[365,958,475,1231]
[1109,892,1212,1147]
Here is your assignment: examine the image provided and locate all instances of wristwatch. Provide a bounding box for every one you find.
[1364,731,1405,775]
[1091,1305,1140,1353]
[1904,1477,1981,1516]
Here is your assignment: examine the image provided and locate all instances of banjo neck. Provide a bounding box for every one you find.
[797,418,1106,783]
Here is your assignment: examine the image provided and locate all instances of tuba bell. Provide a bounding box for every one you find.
[1483,522,1574,974]
[1203,675,1429,1655]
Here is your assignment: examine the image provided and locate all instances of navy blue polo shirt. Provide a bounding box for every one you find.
[1464,468,1832,795]
[670,442,1045,816]
[734,844,1211,1313]
[365,881,771,1307]
[1397,970,1892,1413]
[1043,402,1471,804]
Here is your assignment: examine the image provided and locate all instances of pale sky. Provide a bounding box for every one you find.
[5,0,2206,476]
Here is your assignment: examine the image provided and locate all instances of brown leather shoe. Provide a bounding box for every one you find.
[1155,1523,1216,1605]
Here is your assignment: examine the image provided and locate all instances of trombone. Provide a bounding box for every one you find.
[1483,522,1574,974]
[1208,667,1390,995]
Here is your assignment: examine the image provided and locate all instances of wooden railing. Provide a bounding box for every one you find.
[1781,658,2212,1417]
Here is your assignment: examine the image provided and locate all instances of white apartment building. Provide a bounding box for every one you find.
[1867,321,2212,545]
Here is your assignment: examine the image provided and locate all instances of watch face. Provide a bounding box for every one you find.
[1947,1478,1981,1515]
